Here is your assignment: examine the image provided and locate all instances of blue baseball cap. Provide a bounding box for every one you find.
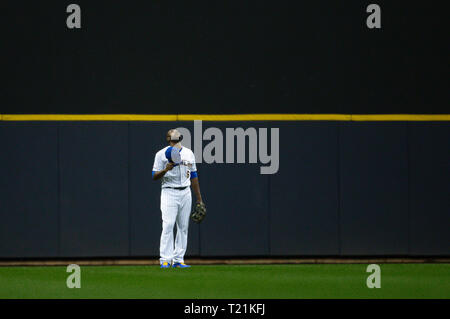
[165,146,182,165]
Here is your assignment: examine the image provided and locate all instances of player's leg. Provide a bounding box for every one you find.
[159,188,179,266]
[173,188,192,266]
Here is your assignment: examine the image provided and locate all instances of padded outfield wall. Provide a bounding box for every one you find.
[1,119,448,258]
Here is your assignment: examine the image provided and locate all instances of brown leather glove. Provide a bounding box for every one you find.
[190,202,206,224]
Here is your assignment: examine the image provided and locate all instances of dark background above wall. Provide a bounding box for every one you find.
[1,0,448,114]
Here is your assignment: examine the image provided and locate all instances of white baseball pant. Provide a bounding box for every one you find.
[159,187,192,264]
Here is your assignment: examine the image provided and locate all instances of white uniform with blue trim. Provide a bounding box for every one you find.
[153,146,197,264]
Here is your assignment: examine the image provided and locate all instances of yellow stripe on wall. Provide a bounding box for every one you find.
[1,114,449,121]
[351,114,450,121]
[177,114,353,121]
[1,114,178,121]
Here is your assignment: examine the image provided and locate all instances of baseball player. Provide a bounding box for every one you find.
[152,129,205,268]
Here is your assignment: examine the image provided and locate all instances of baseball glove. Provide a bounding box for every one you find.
[191,202,206,223]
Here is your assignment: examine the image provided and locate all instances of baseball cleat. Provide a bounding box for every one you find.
[160,262,171,268]
[172,262,191,268]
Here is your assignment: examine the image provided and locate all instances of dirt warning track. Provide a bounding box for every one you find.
[1,257,449,266]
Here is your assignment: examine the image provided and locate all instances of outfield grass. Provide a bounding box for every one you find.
[0,264,449,299]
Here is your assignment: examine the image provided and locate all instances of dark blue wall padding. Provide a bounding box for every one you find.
[128,123,200,257]
[199,163,270,256]
[0,121,449,258]
[269,122,340,255]
[59,124,129,257]
[339,123,409,255]
[409,123,450,255]
[0,124,59,257]
[196,122,270,256]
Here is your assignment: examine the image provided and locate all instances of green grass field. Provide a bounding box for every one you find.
[0,264,449,299]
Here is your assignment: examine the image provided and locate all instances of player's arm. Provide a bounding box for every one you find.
[152,151,174,181]
[152,162,174,180]
[189,152,203,203]
[190,174,203,203]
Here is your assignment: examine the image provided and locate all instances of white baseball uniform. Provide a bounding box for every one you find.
[152,145,197,264]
